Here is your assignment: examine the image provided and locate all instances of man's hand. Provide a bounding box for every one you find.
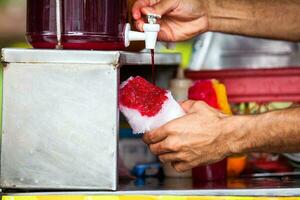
[143,100,237,172]
[133,0,300,42]
[143,100,300,173]
[132,0,209,41]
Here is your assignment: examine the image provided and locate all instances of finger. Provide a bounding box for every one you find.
[132,0,151,20]
[135,19,146,31]
[143,111,189,145]
[137,0,179,17]
[157,28,172,41]
[140,6,157,15]
[144,115,189,145]
[177,100,186,105]
[172,161,193,173]
[157,19,175,42]
[158,152,184,163]
[181,100,219,114]
[149,140,172,155]
[180,100,198,113]
[151,0,179,16]
[143,127,169,144]
[179,100,191,107]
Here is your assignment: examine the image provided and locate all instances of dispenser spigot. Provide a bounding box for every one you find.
[147,13,161,24]
[124,13,161,49]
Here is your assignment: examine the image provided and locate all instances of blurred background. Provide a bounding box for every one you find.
[1,0,300,181]
[0,0,28,48]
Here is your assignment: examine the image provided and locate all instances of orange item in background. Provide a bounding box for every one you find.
[227,155,247,177]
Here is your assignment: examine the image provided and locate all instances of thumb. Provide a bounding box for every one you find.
[141,0,179,16]
[180,100,198,113]
[181,100,218,114]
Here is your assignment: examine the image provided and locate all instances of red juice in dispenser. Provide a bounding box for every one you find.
[26,0,127,50]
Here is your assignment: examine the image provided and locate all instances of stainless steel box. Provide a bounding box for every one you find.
[0,48,180,190]
[1,49,121,190]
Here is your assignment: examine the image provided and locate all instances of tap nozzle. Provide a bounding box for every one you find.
[124,13,161,49]
[147,14,161,24]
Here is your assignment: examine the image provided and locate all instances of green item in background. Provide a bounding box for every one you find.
[158,40,194,69]
[10,42,31,49]
[0,0,10,5]
[0,0,24,6]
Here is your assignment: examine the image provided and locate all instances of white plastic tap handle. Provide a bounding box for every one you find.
[124,23,160,49]
[144,23,160,49]
[124,23,146,47]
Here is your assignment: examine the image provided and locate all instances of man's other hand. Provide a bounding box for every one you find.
[143,100,241,172]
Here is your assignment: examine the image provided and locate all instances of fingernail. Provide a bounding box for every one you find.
[133,13,139,19]
[138,23,143,31]
[159,157,165,163]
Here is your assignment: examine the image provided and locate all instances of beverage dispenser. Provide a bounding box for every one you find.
[0,0,181,191]
[26,0,160,50]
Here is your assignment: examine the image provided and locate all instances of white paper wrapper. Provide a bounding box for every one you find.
[120,91,185,134]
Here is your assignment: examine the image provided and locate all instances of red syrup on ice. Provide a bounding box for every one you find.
[120,76,167,117]
[151,49,156,85]
[26,0,127,50]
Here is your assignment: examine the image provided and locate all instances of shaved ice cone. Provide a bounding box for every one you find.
[120,76,185,134]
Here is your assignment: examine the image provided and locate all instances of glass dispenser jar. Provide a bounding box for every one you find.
[26,0,127,50]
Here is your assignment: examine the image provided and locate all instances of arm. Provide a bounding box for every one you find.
[209,0,300,41]
[143,101,300,172]
[232,106,300,154]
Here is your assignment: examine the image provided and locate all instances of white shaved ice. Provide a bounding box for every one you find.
[120,92,185,134]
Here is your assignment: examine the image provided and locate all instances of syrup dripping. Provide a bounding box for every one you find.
[151,49,156,85]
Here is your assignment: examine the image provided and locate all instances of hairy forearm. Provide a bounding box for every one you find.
[207,0,300,41]
[229,107,300,154]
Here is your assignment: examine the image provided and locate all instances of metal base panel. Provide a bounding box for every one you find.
[2,176,300,197]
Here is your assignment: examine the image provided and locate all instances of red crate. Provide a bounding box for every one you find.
[186,67,300,103]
